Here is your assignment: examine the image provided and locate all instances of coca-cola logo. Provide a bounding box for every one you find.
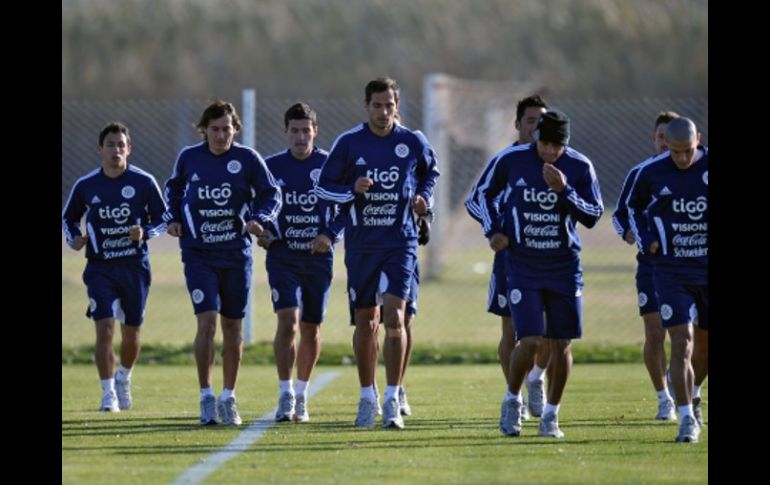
[523,224,559,237]
[362,204,397,216]
[672,233,707,247]
[284,226,318,238]
[201,220,235,232]
[102,236,133,249]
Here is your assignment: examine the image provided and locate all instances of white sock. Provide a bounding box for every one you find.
[101,378,115,395]
[384,385,399,402]
[505,391,520,402]
[543,402,560,417]
[678,404,693,419]
[117,364,133,380]
[221,388,234,401]
[693,384,702,399]
[360,385,377,402]
[657,389,672,402]
[200,387,215,400]
[279,379,293,395]
[295,379,309,398]
[528,365,546,382]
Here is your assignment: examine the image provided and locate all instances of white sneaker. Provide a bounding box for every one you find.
[100,391,119,413]
[538,412,565,438]
[294,394,309,422]
[655,398,676,421]
[398,387,412,416]
[217,396,242,426]
[114,369,132,410]
[382,397,404,429]
[354,398,378,428]
[275,392,296,422]
[200,394,218,425]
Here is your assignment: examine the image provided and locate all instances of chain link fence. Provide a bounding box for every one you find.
[62,83,707,350]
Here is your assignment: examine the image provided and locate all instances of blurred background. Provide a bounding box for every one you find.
[62,0,708,355]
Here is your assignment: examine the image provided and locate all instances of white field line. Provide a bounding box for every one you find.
[173,371,341,485]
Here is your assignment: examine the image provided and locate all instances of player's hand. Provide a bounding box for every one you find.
[167,222,182,238]
[489,232,509,252]
[69,235,88,251]
[129,224,143,241]
[246,219,264,237]
[310,234,332,254]
[624,230,636,245]
[649,240,660,255]
[413,195,428,216]
[543,163,567,192]
[257,229,274,249]
[354,177,374,194]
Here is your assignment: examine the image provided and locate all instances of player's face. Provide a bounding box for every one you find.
[366,89,398,135]
[98,132,131,170]
[536,140,565,164]
[667,134,700,170]
[286,119,317,160]
[516,106,547,144]
[205,115,237,155]
[652,122,669,154]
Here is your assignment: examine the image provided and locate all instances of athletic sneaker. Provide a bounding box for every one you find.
[382,397,404,429]
[499,397,522,436]
[526,376,545,417]
[692,397,704,426]
[675,415,700,443]
[375,386,382,416]
[538,412,565,438]
[294,394,309,422]
[275,392,295,422]
[114,369,132,410]
[656,398,676,421]
[354,398,378,428]
[100,391,119,413]
[521,398,531,421]
[199,394,218,425]
[217,396,242,426]
[398,387,412,416]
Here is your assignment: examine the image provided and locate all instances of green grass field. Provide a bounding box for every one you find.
[62,363,707,484]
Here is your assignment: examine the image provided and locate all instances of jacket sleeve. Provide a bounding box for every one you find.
[314,135,356,204]
[559,162,604,229]
[162,148,187,225]
[142,174,168,239]
[611,166,639,240]
[250,152,283,224]
[626,166,657,254]
[61,181,85,247]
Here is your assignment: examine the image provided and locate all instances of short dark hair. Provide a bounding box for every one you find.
[654,111,680,129]
[516,94,547,122]
[284,102,317,130]
[98,121,130,146]
[365,77,400,104]
[195,98,242,134]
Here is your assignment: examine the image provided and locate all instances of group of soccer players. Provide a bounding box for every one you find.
[63,80,706,443]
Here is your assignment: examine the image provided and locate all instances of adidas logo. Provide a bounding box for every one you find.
[90,195,101,204]
[276,178,286,186]
[515,178,527,187]
[660,186,672,196]
[191,173,200,182]
[355,157,367,166]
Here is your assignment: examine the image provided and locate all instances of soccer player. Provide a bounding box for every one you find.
[259,103,343,423]
[626,117,707,443]
[465,94,552,419]
[612,111,679,421]
[472,110,603,438]
[315,77,440,429]
[163,99,282,426]
[62,121,167,412]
